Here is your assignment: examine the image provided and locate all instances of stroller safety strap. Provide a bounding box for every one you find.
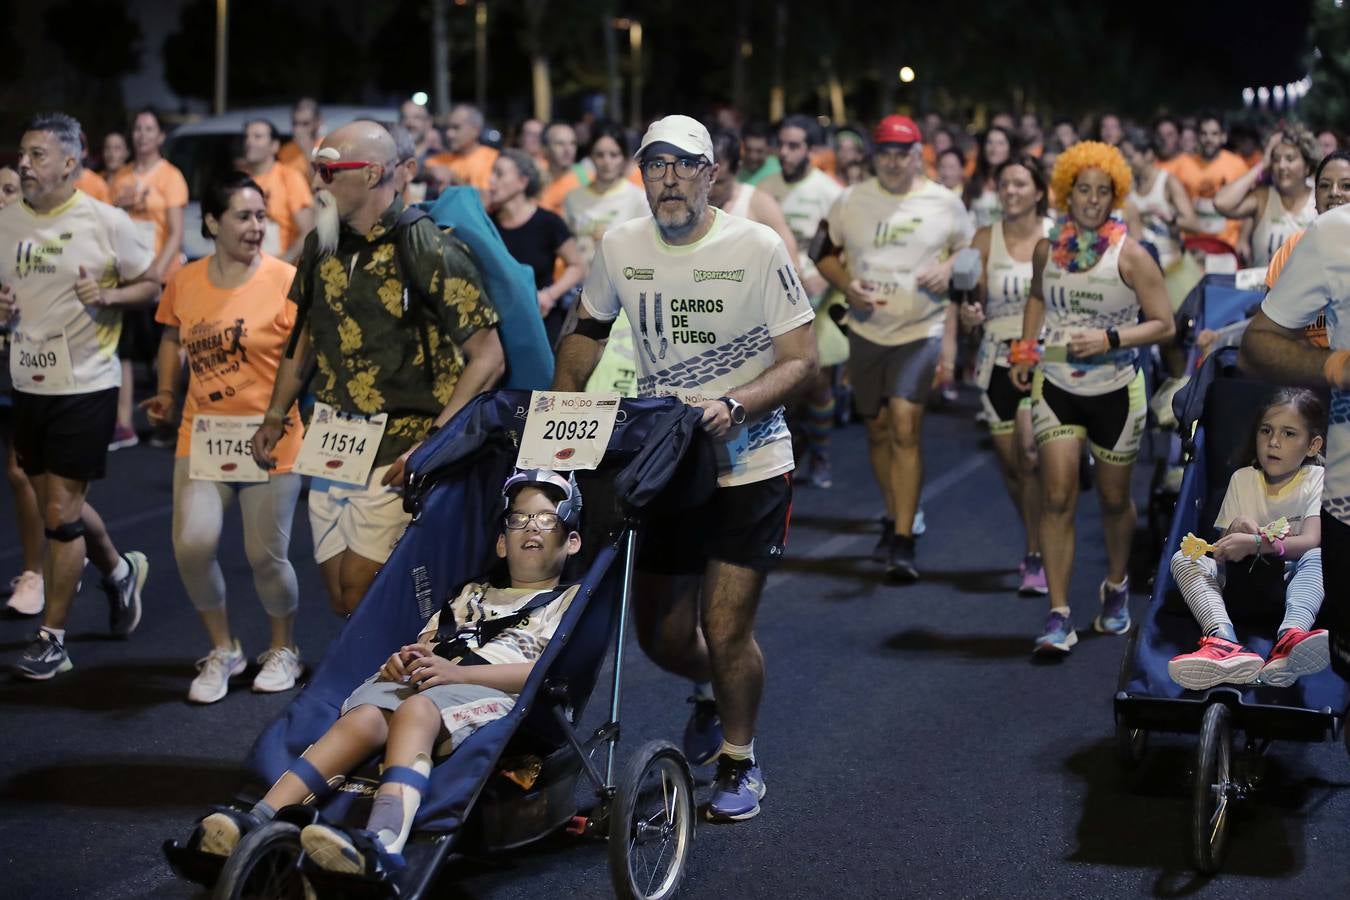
[433,585,573,663]
[380,765,430,793]
[290,756,335,800]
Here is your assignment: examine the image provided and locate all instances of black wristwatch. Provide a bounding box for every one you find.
[1106,327,1121,349]
[720,396,747,425]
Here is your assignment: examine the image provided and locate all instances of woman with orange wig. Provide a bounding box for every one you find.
[1009,141,1175,657]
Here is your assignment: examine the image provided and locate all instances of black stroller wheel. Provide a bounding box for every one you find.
[608,739,695,900]
[212,821,312,900]
[1191,703,1233,874]
[1115,719,1148,771]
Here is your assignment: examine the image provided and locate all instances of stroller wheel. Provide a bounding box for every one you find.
[1191,703,1234,875]
[213,821,313,900]
[1115,719,1148,771]
[609,739,695,900]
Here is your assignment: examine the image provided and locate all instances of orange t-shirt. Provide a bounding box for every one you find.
[1263,228,1327,347]
[108,159,190,281]
[75,169,109,203]
[277,141,311,180]
[427,144,499,194]
[540,168,582,215]
[1171,150,1249,249]
[155,254,305,470]
[252,162,313,255]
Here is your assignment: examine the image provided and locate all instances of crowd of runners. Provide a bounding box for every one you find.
[2,97,1348,842]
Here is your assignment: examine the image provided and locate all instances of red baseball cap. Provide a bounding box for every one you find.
[873,115,922,145]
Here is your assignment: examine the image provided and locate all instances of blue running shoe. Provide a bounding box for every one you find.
[1093,578,1131,635]
[1033,612,1078,656]
[707,756,766,822]
[683,696,722,767]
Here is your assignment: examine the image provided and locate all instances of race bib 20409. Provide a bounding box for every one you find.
[10,328,75,391]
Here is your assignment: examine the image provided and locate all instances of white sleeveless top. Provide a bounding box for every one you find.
[1128,169,1181,272]
[725,183,755,219]
[1251,185,1316,267]
[984,219,1051,342]
[1040,234,1139,395]
[969,186,1003,230]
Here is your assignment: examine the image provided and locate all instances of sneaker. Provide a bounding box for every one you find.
[103,551,147,638]
[872,518,894,563]
[913,507,926,537]
[198,807,261,857]
[1259,628,1330,687]
[682,696,723,767]
[14,629,72,679]
[252,646,302,693]
[301,823,404,875]
[1018,554,1048,596]
[1167,637,1264,690]
[148,425,177,449]
[1033,612,1078,656]
[805,453,832,488]
[6,571,44,616]
[188,642,247,704]
[886,535,919,584]
[707,755,766,822]
[1093,578,1131,635]
[107,423,139,452]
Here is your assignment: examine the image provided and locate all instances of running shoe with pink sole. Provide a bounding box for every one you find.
[1167,636,1263,691]
[1259,628,1330,687]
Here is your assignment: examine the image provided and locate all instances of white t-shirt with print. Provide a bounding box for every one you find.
[421,582,580,671]
[581,209,815,487]
[826,177,974,347]
[563,180,649,264]
[759,168,843,284]
[0,190,154,395]
[1215,465,1324,537]
[1260,204,1350,525]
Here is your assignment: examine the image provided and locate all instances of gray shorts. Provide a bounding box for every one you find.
[846,332,942,418]
[343,676,516,757]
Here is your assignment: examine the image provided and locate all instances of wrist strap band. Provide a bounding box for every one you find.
[1009,340,1042,366]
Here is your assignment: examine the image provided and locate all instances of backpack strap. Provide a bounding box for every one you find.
[433,585,572,665]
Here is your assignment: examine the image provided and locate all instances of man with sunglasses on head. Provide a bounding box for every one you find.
[251,121,505,618]
[553,115,817,822]
[815,115,973,583]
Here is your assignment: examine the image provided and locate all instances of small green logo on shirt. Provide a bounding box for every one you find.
[623,267,654,280]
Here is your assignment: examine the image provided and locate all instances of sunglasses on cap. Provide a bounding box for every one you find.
[312,160,377,184]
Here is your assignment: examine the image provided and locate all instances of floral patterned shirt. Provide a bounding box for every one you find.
[289,198,499,466]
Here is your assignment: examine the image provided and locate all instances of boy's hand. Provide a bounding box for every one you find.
[406,654,467,690]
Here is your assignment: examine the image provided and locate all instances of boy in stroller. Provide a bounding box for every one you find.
[190,468,584,876]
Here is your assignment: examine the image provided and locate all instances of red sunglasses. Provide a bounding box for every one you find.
[313,160,376,184]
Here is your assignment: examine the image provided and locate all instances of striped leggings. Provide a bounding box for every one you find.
[1170,547,1323,641]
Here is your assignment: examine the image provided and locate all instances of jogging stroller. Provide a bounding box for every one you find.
[1114,346,1350,874]
[164,390,716,900]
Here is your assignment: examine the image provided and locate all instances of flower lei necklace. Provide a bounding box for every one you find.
[1049,218,1126,273]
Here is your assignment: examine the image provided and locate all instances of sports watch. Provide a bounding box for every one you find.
[1106,327,1121,349]
[720,396,747,425]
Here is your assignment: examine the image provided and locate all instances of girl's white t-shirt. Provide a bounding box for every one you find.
[1214,464,1324,536]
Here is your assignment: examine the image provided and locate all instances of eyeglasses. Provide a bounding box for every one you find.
[641,157,707,181]
[313,161,375,184]
[504,511,562,531]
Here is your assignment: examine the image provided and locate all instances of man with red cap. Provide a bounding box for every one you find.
[815,114,974,581]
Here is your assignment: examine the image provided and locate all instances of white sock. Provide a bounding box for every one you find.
[1105,576,1127,592]
[108,556,130,583]
[40,625,66,643]
[692,681,714,700]
[1050,605,1071,617]
[375,753,431,854]
[719,739,754,762]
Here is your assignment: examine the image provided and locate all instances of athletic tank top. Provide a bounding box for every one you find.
[969,187,1002,230]
[726,183,755,219]
[984,219,1050,343]
[1251,185,1316,267]
[1040,234,1139,395]
[1128,169,1181,272]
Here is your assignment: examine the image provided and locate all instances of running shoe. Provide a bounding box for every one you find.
[683,696,723,767]
[197,807,261,857]
[188,642,246,704]
[108,423,139,452]
[252,646,303,693]
[807,454,832,489]
[913,507,926,537]
[1033,611,1078,656]
[1259,628,1330,687]
[707,756,766,822]
[1093,578,1131,635]
[886,535,919,584]
[872,518,895,563]
[1018,554,1048,596]
[1167,637,1263,690]
[14,629,72,680]
[6,571,44,616]
[103,551,148,637]
[301,823,404,875]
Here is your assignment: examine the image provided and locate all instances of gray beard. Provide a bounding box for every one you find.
[313,190,340,257]
[655,197,705,241]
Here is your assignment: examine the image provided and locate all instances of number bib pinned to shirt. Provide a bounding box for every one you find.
[10,329,76,391]
[517,390,620,470]
[293,401,387,486]
[189,414,268,482]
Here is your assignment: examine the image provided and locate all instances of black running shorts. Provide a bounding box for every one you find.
[638,474,793,574]
[12,388,119,480]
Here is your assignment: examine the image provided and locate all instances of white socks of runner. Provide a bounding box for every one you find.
[370,753,431,854]
[108,556,130,584]
[720,739,754,762]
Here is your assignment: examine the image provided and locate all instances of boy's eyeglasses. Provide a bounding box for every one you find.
[640,157,707,181]
[313,161,375,184]
[504,512,562,531]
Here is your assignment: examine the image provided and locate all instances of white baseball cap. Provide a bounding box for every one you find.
[635,115,715,164]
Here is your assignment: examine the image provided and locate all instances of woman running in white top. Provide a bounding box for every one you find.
[1119,128,1201,275]
[563,121,649,266]
[1010,141,1174,658]
[963,126,1016,229]
[1214,126,1317,266]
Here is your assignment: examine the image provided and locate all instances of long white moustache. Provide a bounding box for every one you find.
[313,189,340,257]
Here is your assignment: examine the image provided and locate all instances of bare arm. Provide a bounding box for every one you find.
[1123,199,1144,239]
[727,321,817,419]
[140,326,182,426]
[552,304,607,391]
[1009,240,1050,392]
[434,325,504,427]
[959,227,992,333]
[251,322,310,469]
[1213,163,1264,219]
[1116,237,1176,349]
[1238,309,1330,387]
[79,268,160,310]
[152,205,185,281]
[283,207,315,264]
[542,237,586,308]
[1167,175,1203,233]
[749,190,800,264]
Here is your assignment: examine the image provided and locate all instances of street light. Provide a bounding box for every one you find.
[898,66,916,84]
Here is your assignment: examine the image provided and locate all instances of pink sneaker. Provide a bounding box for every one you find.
[108,423,139,452]
[1259,628,1330,687]
[6,571,44,616]
[1167,637,1263,690]
[1018,554,1048,596]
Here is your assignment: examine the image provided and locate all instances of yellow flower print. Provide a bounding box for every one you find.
[319,256,347,303]
[364,243,394,273]
[338,317,363,354]
[378,278,404,317]
[443,277,481,318]
[316,352,338,394]
[347,369,385,413]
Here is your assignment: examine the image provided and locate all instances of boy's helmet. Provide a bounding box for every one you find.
[501,468,583,529]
